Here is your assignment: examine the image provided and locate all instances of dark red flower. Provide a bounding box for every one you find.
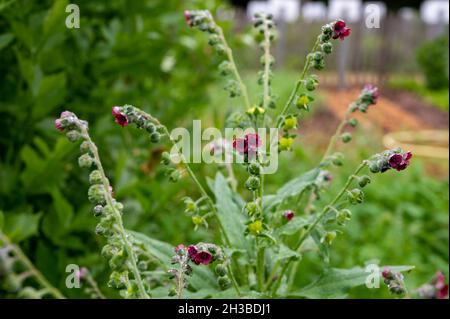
[332,20,350,40]
[382,267,391,279]
[433,271,449,299]
[55,119,63,131]
[363,84,379,104]
[184,10,193,27]
[112,106,129,127]
[193,251,214,265]
[388,152,412,171]
[232,133,261,157]
[283,210,295,221]
[187,245,198,258]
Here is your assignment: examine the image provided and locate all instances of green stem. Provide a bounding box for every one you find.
[319,109,352,164]
[0,233,65,299]
[217,27,251,110]
[256,238,265,291]
[81,127,150,299]
[270,161,368,296]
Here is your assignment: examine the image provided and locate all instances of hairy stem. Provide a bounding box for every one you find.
[80,127,150,299]
[217,27,251,110]
[0,233,65,299]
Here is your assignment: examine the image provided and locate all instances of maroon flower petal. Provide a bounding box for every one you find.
[283,210,295,221]
[195,251,214,265]
[55,119,64,132]
[112,106,129,127]
[388,154,404,168]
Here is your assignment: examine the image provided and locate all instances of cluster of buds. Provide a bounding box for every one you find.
[182,197,211,230]
[112,105,162,143]
[56,111,151,298]
[160,151,184,183]
[414,271,448,299]
[382,268,407,296]
[254,12,277,109]
[184,10,241,98]
[367,149,413,173]
[349,84,379,113]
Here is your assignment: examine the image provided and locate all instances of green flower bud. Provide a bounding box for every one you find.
[313,51,324,62]
[88,184,106,205]
[215,264,228,277]
[95,224,105,236]
[349,118,358,127]
[358,175,371,188]
[322,231,337,245]
[312,59,325,70]
[322,24,333,36]
[108,271,126,289]
[321,42,333,54]
[114,202,124,212]
[245,176,260,191]
[93,205,104,217]
[320,33,331,43]
[109,251,126,270]
[169,170,181,183]
[341,132,352,143]
[145,122,156,134]
[161,152,171,165]
[305,77,318,91]
[78,153,94,169]
[89,170,103,185]
[138,261,148,271]
[66,130,81,142]
[192,215,204,226]
[336,209,352,226]
[80,141,91,153]
[150,132,161,143]
[347,188,364,204]
[245,202,258,215]
[248,163,261,175]
[218,276,231,289]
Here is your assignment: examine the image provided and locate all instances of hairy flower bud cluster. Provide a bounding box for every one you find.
[382,268,407,296]
[349,84,379,113]
[368,149,413,173]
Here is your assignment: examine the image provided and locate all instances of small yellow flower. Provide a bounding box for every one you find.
[248,220,263,235]
[279,137,294,151]
[283,117,297,130]
[296,94,313,110]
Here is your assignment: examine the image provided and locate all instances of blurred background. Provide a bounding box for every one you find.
[0,0,448,298]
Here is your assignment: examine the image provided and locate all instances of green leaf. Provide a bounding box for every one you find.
[263,169,320,211]
[0,33,14,51]
[272,244,301,264]
[291,265,415,298]
[2,211,42,242]
[129,231,219,291]
[212,172,250,252]
[43,0,69,36]
[275,216,310,237]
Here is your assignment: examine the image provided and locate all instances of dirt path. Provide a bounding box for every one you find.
[323,88,449,132]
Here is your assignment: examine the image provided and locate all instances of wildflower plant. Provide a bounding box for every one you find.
[37,10,448,299]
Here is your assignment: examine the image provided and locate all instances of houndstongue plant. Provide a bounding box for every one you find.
[47,10,448,299]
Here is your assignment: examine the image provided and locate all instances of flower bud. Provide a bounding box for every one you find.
[192,215,204,226]
[321,42,333,54]
[89,170,103,185]
[336,209,352,226]
[150,132,161,143]
[215,264,228,277]
[108,271,126,289]
[248,163,261,175]
[245,202,258,215]
[312,59,325,70]
[66,130,81,142]
[218,276,231,290]
[349,118,358,127]
[369,161,381,173]
[88,184,107,205]
[347,188,364,204]
[283,117,297,130]
[169,170,181,183]
[145,122,156,134]
[320,33,331,43]
[313,51,324,62]
[78,153,94,169]
[80,141,91,153]
[248,219,263,235]
[305,77,319,91]
[95,224,105,236]
[341,132,352,143]
[161,152,171,165]
[245,176,260,190]
[358,175,371,188]
[296,94,314,111]
[93,205,104,217]
[322,231,337,245]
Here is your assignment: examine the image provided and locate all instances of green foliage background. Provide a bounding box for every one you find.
[0,0,448,298]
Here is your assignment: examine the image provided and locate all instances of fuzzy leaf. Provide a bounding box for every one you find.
[2,211,42,242]
[263,169,320,211]
[212,172,250,251]
[275,216,311,237]
[290,265,415,298]
[129,231,219,291]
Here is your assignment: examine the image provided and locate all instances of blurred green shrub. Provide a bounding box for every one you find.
[416,33,449,90]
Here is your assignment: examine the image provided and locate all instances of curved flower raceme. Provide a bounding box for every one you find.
[368,149,413,174]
